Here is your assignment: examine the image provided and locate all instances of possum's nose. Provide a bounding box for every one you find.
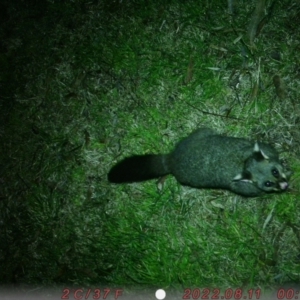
[279,182,289,190]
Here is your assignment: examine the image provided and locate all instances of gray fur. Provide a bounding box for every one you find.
[108,128,290,197]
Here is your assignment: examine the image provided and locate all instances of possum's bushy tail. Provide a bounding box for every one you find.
[108,154,170,183]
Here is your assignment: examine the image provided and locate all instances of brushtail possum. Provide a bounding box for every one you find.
[108,128,290,197]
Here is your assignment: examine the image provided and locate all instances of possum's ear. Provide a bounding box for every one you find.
[253,142,269,160]
[233,170,253,183]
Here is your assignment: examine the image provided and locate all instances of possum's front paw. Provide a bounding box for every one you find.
[230,181,263,197]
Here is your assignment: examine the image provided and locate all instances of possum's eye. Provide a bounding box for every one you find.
[272,168,279,178]
[265,181,275,187]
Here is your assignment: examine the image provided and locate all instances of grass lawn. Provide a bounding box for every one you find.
[0,0,299,298]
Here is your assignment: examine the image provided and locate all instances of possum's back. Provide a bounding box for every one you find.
[169,132,252,189]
